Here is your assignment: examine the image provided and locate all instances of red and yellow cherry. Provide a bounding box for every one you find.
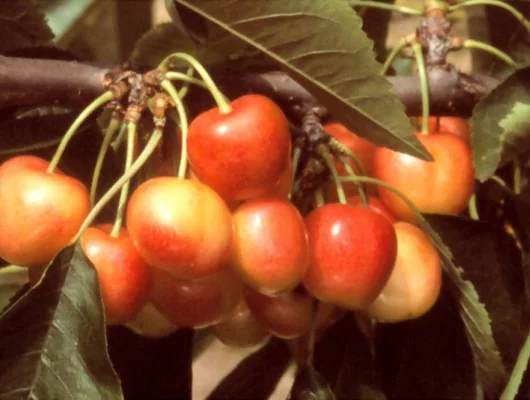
[187,94,291,201]
[81,224,152,325]
[364,222,442,322]
[149,268,242,328]
[346,195,397,224]
[212,299,270,348]
[261,155,293,199]
[231,198,309,295]
[244,287,336,339]
[303,204,397,309]
[125,301,180,339]
[324,122,377,200]
[187,169,240,211]
[372,133,475,222]
[0,155,90,267]
[126,177,232,280]
[417,116,470,143]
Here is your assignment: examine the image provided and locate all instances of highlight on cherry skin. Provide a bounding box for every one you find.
[0,155,91,267]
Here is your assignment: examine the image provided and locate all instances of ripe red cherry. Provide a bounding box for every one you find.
[0,155,90,267]
[261,156,293,199]
[81,224,152,325]
[149,268,242,328]
[324,122,377,200]
[212,300,270,348]
[372,133,475,222]
[244,287,336,339]
[126,177,232,280]
[364,222,442,322]
[303,204,397,309]
[346,195,398,223]
[187,94,291,201]
[231,198,309,295]
[417,116,470,143]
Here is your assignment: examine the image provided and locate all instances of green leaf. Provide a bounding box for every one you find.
[417,216,508,397]
[426,215,530,381]
[170,0,431,160]
[0,244,123,399]
[375,288,477,399]
[0,0,54,55]
[470,67,530,182]
[129,22,225,69]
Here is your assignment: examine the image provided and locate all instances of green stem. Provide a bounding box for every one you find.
[110,122,136,238]
[514,157,522,195]
[159,53,232,114]
[349,0,424,15]
[319,147,347,205]
[165,70,208,91]
[381,38,409,75]
[463,39,516,67]
[490,175,509,190]
[75,128,163,239]
[314,187,325,208]
[500,327,530,400]
[340,157,369,207]
[289,146,303,200]
[160,79,189,179]
[468,193,480,221]
[47,91,114,172]
[90,117,123,206]
[0,138,63,156]
[412,42,430,134]
[449,0,530,37]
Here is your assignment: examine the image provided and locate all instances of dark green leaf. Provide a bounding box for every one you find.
[354,0,395,63]
[417,216,508,397]
[129,22,225,69]
[289,364,335,400]
[170,0,430,160]
[107,326,193,400]
[426,215,530,377]
[0,0,54,55]
[375,287,476,399]
[207,338,292,400]
[470,67,530,182]
[0,244,123,399]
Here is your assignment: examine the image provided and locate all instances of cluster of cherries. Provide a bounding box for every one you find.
[0,93,475,347]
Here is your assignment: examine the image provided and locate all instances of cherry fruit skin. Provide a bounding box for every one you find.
[231,198,309,295]
[303,204,398,309]
[364,222,442,322]
[372,133,475,222]
[126,177,232,280]
[418,116,471,143]
[187,94,291,201]
[0,155,90,267]
[346,195,397,223]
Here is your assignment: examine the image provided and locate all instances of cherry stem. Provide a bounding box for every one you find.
[381,37,409,75]
[90,115,123,206]
[159,52,232,114]
[349,0,423,15]
[289,146,303,200]
[462,39,516,67]
[514,157,522,195]
[339,156,368,207]
[468,194,480,221]
[319,146,347,205]
[110,122,136,238]
[47,91,114,173]
[314,187,325,208]
[412,42,430,134]
[329,138,367,177]
[165,70,208,91]
[160,79,189,179]
[0,137,62,156]
[75,128,163,240]
[449,0,530,37]
[500,327,530,400]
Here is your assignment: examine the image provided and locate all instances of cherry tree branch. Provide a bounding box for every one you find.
[0,55,498,118]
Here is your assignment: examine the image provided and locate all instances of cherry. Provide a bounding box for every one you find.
[126,177,233,280]
[0,155,90,267]
[187,94,291,201]
[303,204,397,309]
[346,195,398,223]
[231,197,309,295]
[81,224,152,325]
